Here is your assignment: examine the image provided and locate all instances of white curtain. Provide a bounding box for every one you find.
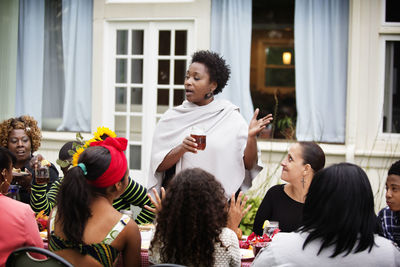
[210,0,254,123]
[0,0,19,121]
[57,0,92,131]
[16,0,45,125]
[295,0,349,142]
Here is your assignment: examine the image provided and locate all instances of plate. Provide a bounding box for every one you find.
[240,248,254,260]
[12,172,29,177]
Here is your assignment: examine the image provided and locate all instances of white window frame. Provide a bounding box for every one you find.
[381,0,400,27]
[104,20,194,185]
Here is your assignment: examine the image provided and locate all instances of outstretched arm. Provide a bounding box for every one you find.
[113,177,155,224]
[30,178,62,215]
[243,109,273,169]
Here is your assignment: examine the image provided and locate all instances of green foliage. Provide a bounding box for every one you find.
[239,196,262,236]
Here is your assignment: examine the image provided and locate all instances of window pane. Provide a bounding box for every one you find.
[173,89,185,106]
[131,59,143,84]
[159,31,171,55]
[383,41,400,133]
[266,47,294,65]
[175,30,187,55]
[115,87,127,112]
[115,116,126,138]
[265,68,295,87]
[385,0,400,22]
[157,89,169,113]
[116,59,127,83]
[117,30,128,55]
[174,60,186,85]
[131,87,143,112]
[250,0,296,140]
[132,30,144,55]
[130,116,142,141]
[158,60,170,84]
[129,145,141,170]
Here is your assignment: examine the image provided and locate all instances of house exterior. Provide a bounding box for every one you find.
[1,0,399,211]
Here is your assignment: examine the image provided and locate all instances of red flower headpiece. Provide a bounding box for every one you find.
[89,137,128,188]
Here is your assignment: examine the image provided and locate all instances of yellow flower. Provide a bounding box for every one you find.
[72,147,85,166]
[83,138,97,148]
[93,126,116,141]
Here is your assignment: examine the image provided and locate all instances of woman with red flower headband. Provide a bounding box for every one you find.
[48,137,141,267]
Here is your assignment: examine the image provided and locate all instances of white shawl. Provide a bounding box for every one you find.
[148,99,260,196]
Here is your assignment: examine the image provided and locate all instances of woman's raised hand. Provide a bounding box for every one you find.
[29,154,45,170]
[227,191,252,231]
[144,187,166,214]
[248,108,273,138]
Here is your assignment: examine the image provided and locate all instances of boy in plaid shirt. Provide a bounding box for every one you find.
[378,160,400,247]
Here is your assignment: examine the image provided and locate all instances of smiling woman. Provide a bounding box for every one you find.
[252,142,325,235]
[0,115,59,204]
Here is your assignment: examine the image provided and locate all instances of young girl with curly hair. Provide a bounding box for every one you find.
[148,168,250,267]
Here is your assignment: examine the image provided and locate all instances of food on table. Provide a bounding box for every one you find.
[36,210,49,232]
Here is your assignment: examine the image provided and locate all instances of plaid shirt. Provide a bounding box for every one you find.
[378,206,400,247]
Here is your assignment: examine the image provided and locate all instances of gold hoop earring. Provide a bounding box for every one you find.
[0,180,10,194]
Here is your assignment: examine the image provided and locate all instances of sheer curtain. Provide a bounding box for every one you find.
[295,0,349,142]
[57,0,92,131]
[0,0,19,121]
[16,0,45,125]
[210,0,254,123]
[16,0,92,131]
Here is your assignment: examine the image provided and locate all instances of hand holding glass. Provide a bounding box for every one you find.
[190,126,206,150]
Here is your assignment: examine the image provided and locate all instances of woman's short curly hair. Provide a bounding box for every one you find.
[191,50,231,95]
[0,115,41,152]
[150,168,228,267]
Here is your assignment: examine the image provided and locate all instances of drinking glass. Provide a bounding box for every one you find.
[263,221,279,236]
[190,126,206,150]
[35,163,50,184]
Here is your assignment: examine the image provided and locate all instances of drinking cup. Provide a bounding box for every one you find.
[35,164,50,184]
[190,126,206,150]
[263,221,279,236]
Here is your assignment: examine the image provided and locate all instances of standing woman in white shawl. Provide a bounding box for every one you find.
[148,50,273,197]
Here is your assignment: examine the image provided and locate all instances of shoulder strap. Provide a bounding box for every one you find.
[102,214,130,245]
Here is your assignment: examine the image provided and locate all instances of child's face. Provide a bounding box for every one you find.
[386,174,400,211]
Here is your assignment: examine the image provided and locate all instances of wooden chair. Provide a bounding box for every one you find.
[6,246,73,267]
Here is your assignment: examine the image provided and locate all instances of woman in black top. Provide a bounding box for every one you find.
[252,141,325,235]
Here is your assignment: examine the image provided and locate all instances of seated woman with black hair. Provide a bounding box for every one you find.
[48,137,141,267]
[252,163,400,266]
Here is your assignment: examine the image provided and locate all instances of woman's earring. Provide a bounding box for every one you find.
[301,177,305,189]
[204,90,213,99]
